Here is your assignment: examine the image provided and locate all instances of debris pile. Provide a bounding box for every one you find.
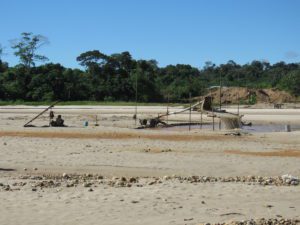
[206,87,296,104]
[201,218,300,225]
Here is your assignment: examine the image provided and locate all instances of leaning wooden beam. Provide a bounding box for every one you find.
[23,101,60,127]
[157,101,202,118]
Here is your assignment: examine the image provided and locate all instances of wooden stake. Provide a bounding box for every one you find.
[135,71,138,126]
[166,93,169,124]
[189,92,192,131]
[200,111,203,129]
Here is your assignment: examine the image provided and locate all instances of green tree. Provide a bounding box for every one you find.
[0,44,5,60]
[278,70,300,96]
[76,50,108,72]
[11,32,49,68]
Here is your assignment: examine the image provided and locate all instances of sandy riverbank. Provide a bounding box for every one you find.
[0,106,299,225]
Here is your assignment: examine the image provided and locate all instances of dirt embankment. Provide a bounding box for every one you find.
[206,87,296,104]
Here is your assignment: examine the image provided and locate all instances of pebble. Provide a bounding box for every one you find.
[148,181,156,185]
[83,183,92,188]
[115,181,125,187]
[129,177,137,183]
[184,218,194,221]
[163,175,171,180]
[3,185,10,191]
[62,173,69,179]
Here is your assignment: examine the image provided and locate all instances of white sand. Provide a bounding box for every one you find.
[0,106,299,225]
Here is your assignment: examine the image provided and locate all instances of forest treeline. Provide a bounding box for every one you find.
[0,32,299,102]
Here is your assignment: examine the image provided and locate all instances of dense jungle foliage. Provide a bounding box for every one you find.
[0,33,299,103]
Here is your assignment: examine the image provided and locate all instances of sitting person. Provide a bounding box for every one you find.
[50,115,65,127]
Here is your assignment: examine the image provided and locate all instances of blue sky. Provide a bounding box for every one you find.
[0,0,299,68]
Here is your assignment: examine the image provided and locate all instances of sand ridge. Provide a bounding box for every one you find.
[225,149,300,158]
[0,130,232,142]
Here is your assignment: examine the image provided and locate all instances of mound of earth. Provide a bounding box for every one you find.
[205,87,296,104]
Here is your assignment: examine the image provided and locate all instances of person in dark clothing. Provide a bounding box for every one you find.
[50,115,65,127]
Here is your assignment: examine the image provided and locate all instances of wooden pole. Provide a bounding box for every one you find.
[135,71,138,126]
[212,113,215,131]
[200,111,203,129]
[166,93,169,124]
[210,89,214,131]
[219,73,222,130]
[95,115,99,126]
[24,101,60,127]
[237,73,240,116]
[189,92,192,131]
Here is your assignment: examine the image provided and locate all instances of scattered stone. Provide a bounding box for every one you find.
[3,142,7,145]
[225,132,241,136]
[184,218,194,221]
[199,218,300,225]
[3,173,297,193]
[131,200,139,204]
[3,185,11,191]
[88,188,93,192]
[12,182,26,187]
[129,177,137,183]
[33,168,38,171]
[148,181,156,185]
[83,183,92,188]
[115,181,125,187]
[62,173,69,179]
[23,168,27,171]
[32,188,37,191]
[281,174,299,185]
[163,175,171,180]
